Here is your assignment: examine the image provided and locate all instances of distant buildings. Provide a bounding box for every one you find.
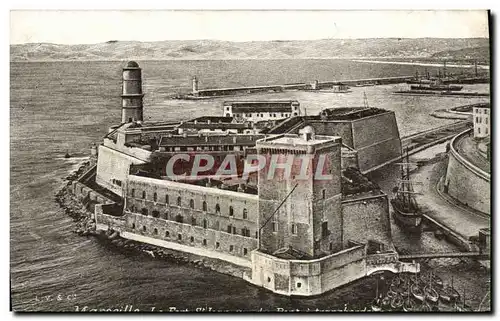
[473,103,490,139]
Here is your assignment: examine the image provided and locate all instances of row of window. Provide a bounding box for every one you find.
[234,113,293,118]
[477,127,489,135]
[130,190,249,219]
[474,108,489,115]
[130,207,257,238]
[130,223,249,255]
[475,116,489,124]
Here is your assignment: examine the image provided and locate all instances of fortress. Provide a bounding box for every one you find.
[81,62,418,296]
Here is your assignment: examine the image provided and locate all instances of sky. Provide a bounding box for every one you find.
[10,10,490,45]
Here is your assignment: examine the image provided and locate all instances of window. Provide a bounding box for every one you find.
[191,217,196,226]
[165,194,169,204]
[215,204,221,214]
[190,236,194,243]
[153,192,157,202]
[272,221,278,232]
[322,189,326,199]
[291,224,297,234]
[175,214,183,223]
[478,128,481,134]
[178,234,182,240]
[322,221,328,237]
[486,118,488,125]
[142,226,147,232]
[216,242,220,249]
[229,206,234,216]
[152,210,159,218]
[203,219,207,229]
[164,212,169,220]
[232,226,237,234]
[142,191,146,199]
[153,228,158,235]
[177,196,182,207]
[329,242,333,251]
[297,282,302,288]
[227,225,232,233]
[229,245,234,252]
[131,188,135,197]
[141,208,148,216]
[243,248,248,255]
[202,201,207,212]
[203,239,207,246]
[267,277,271,283]
[486,128,488,135]
[190,199,194,209]
[243,209,248,219]
[131,223,135,229]
[165,231,170,237]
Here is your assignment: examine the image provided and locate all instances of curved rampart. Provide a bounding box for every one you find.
[444,129,490,215]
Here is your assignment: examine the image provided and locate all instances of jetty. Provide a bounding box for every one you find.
[172,75,415,100]
[393,91,489,98]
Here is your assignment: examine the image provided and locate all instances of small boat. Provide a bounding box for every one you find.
[391,294,404,310]
[402,298,416,312]
[438,286,460,303]
[419,301,432,312]
[424,285,439,303]
[411,283,425,302]
[64,152,71,159]
[381,296,391,309]
[386,289,397,299]
[421,273,444,288]
[371,298,382,312]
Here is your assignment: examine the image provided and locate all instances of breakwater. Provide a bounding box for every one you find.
[173,76,414,100]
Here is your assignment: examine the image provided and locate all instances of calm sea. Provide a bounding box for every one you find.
[10,59,489,311]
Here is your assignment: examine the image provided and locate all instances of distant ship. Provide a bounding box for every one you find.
[316,83,352,93]
[410,82,463,92]
[391,151,422,231]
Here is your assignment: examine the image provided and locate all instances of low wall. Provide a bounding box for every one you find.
[444,129,490,215]
[72,181,115,211]
[250,245,366,296]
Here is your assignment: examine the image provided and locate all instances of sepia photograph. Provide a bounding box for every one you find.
[9,8,491,313]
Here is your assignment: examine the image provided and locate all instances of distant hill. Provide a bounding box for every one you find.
[10,38,490,61]
[430,46,490,63]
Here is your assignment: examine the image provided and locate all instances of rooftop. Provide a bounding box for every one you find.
[257,133,340,147]
[158,134,265,147]
[318,107,387,120]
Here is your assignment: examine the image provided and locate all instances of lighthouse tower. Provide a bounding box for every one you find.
[192,76,199,95]
[121,61,144,123]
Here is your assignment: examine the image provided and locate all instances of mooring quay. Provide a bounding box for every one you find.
[174,75,415,99]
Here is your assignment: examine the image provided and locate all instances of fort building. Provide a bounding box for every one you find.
[89,62,418,297]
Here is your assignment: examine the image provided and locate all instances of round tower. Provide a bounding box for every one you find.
[121,61,144,123]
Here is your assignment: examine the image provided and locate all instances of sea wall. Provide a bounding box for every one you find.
[250,245,367,296]
[341,193,392,249]
[96,144,147,195]
[351,112,402,173]
[444,130,490,215]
